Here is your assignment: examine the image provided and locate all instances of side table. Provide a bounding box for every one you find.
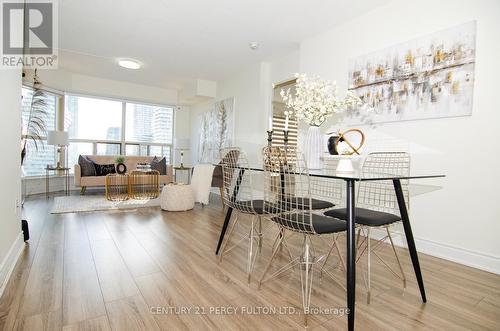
[129,170,160,200]
[105,174,130,201]
[174,166,192,184]
[45,166,70,198]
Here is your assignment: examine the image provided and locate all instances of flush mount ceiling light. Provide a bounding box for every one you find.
[249,41,259,50]
[118,58,142,69]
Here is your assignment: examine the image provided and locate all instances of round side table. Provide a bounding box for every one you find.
[105,174,129,201]
[129,170,160,200]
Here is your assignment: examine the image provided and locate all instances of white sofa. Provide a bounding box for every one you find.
[74,155,173,193]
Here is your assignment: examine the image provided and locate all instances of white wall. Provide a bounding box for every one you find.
[0,68,23,292]
[189,53,300,165]
[173,105,191,167]
[299,0,500,272]
[23,68,178,105]
[189,100,213,164]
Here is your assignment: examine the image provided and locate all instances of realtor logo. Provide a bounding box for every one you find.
[1,0,58,69]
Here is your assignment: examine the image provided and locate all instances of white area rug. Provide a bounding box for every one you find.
[51,195,160,214]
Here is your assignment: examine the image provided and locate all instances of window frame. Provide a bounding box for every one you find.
[65,93,174,172]
[22,89,175,178]
[21,86,60,178]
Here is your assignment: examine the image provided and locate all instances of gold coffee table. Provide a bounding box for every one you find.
[105,174,130,201]
[129,170,160,200]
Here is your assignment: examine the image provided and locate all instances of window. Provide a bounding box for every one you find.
[67,142,93,170]
[65,95,122,140]
[21,87,58,176]
[63,95,174,170]
[271,115,298,148]
[22,92,174,176]
[125,103,173,144]
[272,80,298,149]
[123,102,173,163]
[96,143,121,156]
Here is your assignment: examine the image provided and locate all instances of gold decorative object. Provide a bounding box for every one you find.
[375,65,385,77]
[335,129,366,155]
[405,51,414,65]
[129,170,160,200]
[105,174,129,201]
[446,72,453,83]
[434,49,445,63]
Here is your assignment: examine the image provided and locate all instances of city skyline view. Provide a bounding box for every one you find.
[22,89,174,176]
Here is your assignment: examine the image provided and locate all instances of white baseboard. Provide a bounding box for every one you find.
[369,228,500,275]
[0,232,25,299]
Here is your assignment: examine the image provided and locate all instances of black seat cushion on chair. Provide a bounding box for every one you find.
[237,200,269,215]
[272,213,346,234]
[324,208,401,227]
[285,197,335,210]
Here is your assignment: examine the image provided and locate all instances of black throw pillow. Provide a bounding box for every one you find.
[94,163,116,176]
[150,156,167,175]
[78,155,97,177]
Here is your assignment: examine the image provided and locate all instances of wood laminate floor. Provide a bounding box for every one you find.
[1,193,499,330]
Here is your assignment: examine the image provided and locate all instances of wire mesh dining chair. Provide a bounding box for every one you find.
[324,152,410,304]
[217,148,270,283]
[259,146,347,326]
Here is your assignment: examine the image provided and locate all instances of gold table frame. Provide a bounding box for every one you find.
[105,170,160,201]
[129,170,160,200]
[105,174,130,201]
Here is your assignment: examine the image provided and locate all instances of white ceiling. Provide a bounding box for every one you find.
[58,0,389,90]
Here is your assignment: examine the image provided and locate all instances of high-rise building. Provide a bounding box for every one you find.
[152,107,173,144]
[132,104,154,142]
[106,127,121,154]
[21,88,58,176]
[65,95,79,138]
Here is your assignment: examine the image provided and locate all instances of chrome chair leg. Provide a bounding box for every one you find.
[320,233,345,276]
[333,234,345,271]
[356,228,362,248]
[320,236,335,278]
[300,235,314,327]
[258,229,284,289]
[271,226,293,261]
[356,225,408,304]
[258,216,263,254]
[281,236,295,262]
[387,227,407,290]
[247,216,259,283]
[218,213,240,263]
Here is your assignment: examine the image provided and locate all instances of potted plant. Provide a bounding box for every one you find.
[280,73,365,169]
[21,69,48,165]
[115,155,127,174]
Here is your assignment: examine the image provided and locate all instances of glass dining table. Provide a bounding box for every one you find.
[214,165,445,331]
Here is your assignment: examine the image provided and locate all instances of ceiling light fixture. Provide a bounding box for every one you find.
[118,58,142,69]
[249,41,259,50]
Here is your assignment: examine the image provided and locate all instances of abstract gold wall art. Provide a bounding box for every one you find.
[347,21,476,123]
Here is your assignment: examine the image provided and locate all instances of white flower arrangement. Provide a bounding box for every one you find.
[281,73,365,127]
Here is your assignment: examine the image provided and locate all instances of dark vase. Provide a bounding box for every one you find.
[327,136,339,155]
[116,163,127,174]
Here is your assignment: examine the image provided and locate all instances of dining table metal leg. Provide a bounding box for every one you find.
[393,179,427,302]
[346,179,356,331]
[216,206,234,255]
[215,168,245,255]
